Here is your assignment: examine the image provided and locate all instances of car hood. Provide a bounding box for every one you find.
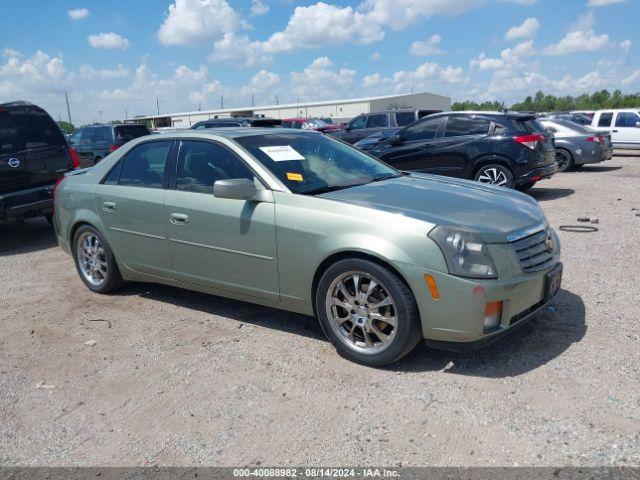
[319,173,546,244]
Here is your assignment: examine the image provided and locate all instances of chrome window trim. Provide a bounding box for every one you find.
[507,223,546,243]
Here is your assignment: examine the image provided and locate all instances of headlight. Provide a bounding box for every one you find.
[429,226,498,279]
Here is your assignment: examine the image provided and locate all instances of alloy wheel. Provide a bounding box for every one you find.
[325,271,398,354]
[556,150,572,172]
[77,232,108,287]
[477,167,509,186]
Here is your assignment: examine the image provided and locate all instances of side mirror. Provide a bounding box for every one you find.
[213,178,258,201]
[388,134,404,146]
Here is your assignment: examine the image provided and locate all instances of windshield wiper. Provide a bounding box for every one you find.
[302,183,364,195]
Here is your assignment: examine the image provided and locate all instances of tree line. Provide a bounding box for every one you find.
[452,89,640,113]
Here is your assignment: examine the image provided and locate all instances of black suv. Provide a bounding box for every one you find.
[69,124,150,167]
[0,101,77,225]
[365,111,558,190]
[329,109,439,144]
[191,117,282,129]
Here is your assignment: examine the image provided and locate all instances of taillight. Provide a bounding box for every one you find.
[513,133,545,150]
[586,136,604,143]
[109,144,120,152]
[68,147,80,169]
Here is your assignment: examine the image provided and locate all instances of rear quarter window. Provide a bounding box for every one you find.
[115,125,151,142]
[395,112,416,126]
[511,118,546,134]
[8,106,66,149]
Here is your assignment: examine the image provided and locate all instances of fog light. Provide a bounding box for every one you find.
[483,301,503,332]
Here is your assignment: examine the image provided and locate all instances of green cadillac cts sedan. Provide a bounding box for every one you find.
[53,129,562,366]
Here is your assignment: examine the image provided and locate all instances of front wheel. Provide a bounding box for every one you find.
[315,259,422,367]
[474,164,515,188]
[72,225,123,293]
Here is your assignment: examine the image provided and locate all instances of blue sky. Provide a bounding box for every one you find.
[1,0,638,125]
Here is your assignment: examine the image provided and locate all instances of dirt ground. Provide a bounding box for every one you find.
[1,155,639,467]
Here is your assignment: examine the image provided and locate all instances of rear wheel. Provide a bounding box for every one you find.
[315,258,422,367]
[474,164,515,188]
[555,149,574,172]
[72,225,123,293]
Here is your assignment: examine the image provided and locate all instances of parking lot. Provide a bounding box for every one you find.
[1,154,639,467]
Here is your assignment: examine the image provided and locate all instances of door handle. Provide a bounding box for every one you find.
[170,213,189,225]
[102,201,117,212]
[612,129,619,133]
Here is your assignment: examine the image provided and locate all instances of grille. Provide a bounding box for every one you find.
[511,228,555,273]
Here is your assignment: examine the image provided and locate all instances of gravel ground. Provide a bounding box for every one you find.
[1,155,639,467]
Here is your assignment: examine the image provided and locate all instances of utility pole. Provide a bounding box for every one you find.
[220,95,224,109]
[64,91,72,125]
[125,109,128,119]
[156,97,160,115]
[275,95,279,106]
[251,93,255,107]
[99,110,103,122]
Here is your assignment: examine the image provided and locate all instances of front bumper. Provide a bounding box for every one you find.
[394,259,562,349]
[515,161,559,185]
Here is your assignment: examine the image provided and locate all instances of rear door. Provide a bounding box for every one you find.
[612,111,640,146]
[595,111,614,139]
[1,105,71,191]
[376,116,445,172]
[77,128,96,167]
[93,140,173,277]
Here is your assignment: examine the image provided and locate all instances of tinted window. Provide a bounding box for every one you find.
[598,112,613,127]
[69,130,82,145]
[445,116,492,137]
[349,116,366,130]
[6,106,65,149]
[119,141,171,189]
[512,118,546,133]
[615,112,640,127]
[366,114,389,128]
[400,117,442,141]
[0,112,18,154]
[103,160,122,185]
[281,121,292,128]
[92,126,112,144]
[115,125,150,142]
[395,112,416,126]
[177,141,254,194]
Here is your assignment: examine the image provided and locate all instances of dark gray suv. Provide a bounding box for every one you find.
[69,124,150,167]
[329,109,440,144]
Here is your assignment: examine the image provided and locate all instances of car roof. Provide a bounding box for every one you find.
[157,127,315,140]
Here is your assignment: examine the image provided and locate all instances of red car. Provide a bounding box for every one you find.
[281,117,344,132]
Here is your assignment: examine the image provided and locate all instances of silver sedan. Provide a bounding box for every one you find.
[540,118,613,172]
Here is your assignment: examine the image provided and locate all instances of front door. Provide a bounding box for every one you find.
[164,140,279,301]
[377,116,445,172]
[93,140,173,277]
[613,111,640,146]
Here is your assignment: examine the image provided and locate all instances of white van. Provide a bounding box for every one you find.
[591,109,640,149]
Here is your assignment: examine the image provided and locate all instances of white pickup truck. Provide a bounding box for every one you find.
[591,109,640,149]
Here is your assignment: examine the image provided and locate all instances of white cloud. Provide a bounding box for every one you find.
[0,50,73,101]
[363,73,382,88]
[470,40,535,71]
[80,64,129,79]
[409,34,444,56]
[247,70,280,91]
[157,0,239,46]
[543,30,610,55]
[619,39,632,54]
[505,18,540,40]
[88,32,131,50]
[587,0,625,6]
[369,52,381,61]
[291,57,356,99]
[211,33,272,67]
[250,0,269,16]
[68,8,89,20]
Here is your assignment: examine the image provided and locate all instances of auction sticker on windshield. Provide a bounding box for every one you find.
[259,145,305,161]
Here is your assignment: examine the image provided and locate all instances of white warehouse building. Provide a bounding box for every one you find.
[127,92,451,129]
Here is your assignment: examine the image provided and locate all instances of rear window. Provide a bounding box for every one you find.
[395,112,416,126]
[598,112,613,127]
[366,114,389,128]
[115,125,150,142]
[2,106,65,150]
[512,118,545,134]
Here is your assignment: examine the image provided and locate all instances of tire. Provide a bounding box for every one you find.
[315,258,422,367]
[515,182,537,192]
[72,225,123,294]
[474,164,515,188]
[555,149,574,172]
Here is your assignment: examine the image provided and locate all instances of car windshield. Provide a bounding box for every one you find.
[236,132,401,195]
